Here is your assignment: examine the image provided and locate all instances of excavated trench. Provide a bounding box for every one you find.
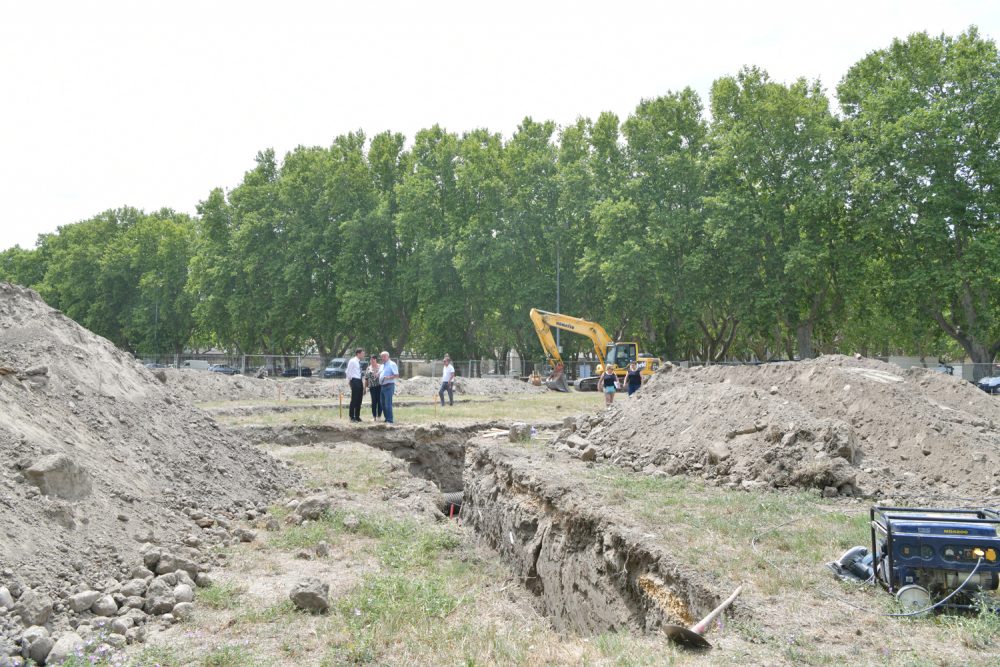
[462,438,728,636]
[242,422,736,637]
[238,422,498,492]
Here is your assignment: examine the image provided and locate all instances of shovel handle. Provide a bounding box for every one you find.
[690,585,742,634]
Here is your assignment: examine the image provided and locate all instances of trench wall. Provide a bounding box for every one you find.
[463,438,725,636]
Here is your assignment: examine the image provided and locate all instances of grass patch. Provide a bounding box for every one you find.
[201,643,258,667]
[288,448,387,492]
[330,574,460,664]
[218,391,597,427]
[196,581,246,610]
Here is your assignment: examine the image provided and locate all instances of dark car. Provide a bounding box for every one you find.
[209,364,240,376]
[977,376,1000,394]
[281,367,313,378]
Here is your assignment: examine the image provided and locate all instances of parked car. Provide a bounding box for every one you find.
[144,362,166,369]
[977,376,1000,394]
[209,364,240,376]
[322,358,368,378]
[322,358,348,378]
[281,367,313,378]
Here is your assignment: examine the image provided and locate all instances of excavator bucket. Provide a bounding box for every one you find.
[545,370,570,392]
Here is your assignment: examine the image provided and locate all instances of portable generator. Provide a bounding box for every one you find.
[870,506,1000,611]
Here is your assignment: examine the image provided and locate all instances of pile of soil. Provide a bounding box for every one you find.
[572,355,1000,499]
[0,284,298,639]
[161,369,545,405]
[399,375,546,397]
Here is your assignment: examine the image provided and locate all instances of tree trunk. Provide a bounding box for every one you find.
[796,321,814,360]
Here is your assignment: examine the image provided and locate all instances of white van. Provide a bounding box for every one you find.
[181,360,212,371]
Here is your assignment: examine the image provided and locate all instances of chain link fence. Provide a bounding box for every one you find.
[136,352,1000,394]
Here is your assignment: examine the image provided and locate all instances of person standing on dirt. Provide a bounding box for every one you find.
[347,348,365,422]
[379,351,400,424]
[364,354,382,421]
[597,366,619,407]
[439,355,456,406]
[624,360,643,396]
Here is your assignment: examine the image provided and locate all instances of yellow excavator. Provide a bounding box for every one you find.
[529,308,662,392]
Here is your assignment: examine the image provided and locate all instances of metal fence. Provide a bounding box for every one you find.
[137,352,1000,391]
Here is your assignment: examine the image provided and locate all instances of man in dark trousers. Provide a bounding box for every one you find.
[346,347,365,422]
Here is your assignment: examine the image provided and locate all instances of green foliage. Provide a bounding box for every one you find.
[6,27,998,368]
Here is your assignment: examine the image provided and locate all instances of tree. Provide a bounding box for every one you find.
[839,28,1000,378]
[707,67,845,359]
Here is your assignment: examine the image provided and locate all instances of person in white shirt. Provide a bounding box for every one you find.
[439,355,456,406]
[346,347,365,422]
[378,351,400,424]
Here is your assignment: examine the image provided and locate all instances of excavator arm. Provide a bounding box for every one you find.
[530,308,617,391]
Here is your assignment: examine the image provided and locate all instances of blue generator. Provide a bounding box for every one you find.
[871,506,1000,611]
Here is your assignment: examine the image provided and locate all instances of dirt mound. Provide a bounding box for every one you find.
[160,370,545,404]
[398,375,545,397]
[161,369,335,403]
[0,284,298,631]
[568,355,1000,499]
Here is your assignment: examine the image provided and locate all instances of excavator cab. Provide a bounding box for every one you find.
[605,343,638,372]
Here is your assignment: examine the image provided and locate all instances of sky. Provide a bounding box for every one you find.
[2,0,999,252]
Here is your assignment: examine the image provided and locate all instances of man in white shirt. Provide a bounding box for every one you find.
[378,351,400,424]
[439,355,455,406]
[346,347,365,422]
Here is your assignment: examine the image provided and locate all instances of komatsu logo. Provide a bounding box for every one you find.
[556,321,575,329]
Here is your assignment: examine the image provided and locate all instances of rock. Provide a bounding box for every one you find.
[24,635,53,665]
[509,422,531,443]
[315,542,330,558]
[768,385,779,395]
[289,578,329,613]
[174,571,196,590]
[13,589,52,626]
[22,454,92,500]
[110,618,133,635]
[46,632,84,665]
[706,442,731,464]
[91,595,118,617]
[822,486,839,498]
[235,528,256,543]
[106,633,127,648]
[173,584,194,604]
[195,572,214,589]
[172,602,195,621]
[142,579,176,615]
[342,514,360,532]
[119,579,147,598]
[143,549,162,572]
[0,587,13,609]
[295,495,332,520]
[565,434,590,450]
[580,445,598,462]
[155,553,199,578]
[69,590,102,614]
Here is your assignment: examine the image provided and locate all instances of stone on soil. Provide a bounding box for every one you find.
[22,454,92,500]
[289,578,329,613]
[46,632,84,665]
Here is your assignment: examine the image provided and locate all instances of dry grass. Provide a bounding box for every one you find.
[213,391,599,427]
[106,391,1000,667]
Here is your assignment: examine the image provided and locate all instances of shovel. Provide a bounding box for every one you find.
[663,585,742,649]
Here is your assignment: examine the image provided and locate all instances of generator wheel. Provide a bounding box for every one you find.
[896,585,931,614]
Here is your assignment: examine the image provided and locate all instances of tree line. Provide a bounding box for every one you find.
[2,29,998,377]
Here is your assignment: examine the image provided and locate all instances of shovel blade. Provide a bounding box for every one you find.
[663,624,712,649]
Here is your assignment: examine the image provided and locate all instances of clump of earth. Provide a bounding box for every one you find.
[562,355,1000,500]
[0,283,299,657]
